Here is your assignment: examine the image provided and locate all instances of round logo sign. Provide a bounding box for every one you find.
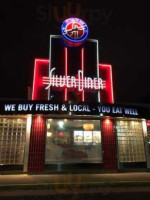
[61,18,89,44]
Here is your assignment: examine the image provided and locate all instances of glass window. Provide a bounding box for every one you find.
[45,119,102,164]
[0,118,26,165]
[116,120,146,162]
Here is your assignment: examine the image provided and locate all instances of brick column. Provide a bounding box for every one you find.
[101,118,118,170]
[28,115,46,172]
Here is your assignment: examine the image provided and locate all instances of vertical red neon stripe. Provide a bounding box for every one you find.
[64,47,68,101]
[32,59,49,100]
[81,48,85,102]
[99,64,114,104]
[32,59,38,100]
[110,65,114,103]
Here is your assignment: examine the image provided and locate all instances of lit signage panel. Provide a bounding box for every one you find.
[48,36,103,102]
[0,101,149,119]
[32,18,114,103]
[32,59,113,103]
[43,67,106,92]
[61,18,89,45]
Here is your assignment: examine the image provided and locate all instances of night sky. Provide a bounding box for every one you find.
[0,0,150,103]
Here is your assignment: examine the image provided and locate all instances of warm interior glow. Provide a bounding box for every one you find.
[142,120,147,137]
[83,124,94,131]
[105,119,110,124]
[47,132,52,137]
[47,123,51,129]
[131,121,135,126]
[26,115,32,133]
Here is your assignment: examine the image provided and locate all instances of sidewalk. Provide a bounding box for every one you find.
[1,173,150,197]
[1,172,150,187]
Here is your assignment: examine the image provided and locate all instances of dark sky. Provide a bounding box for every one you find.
[0,0,150,103]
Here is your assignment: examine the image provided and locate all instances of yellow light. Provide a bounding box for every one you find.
[47,123,50,129]
[47,132,52,137]
[105,119,110,124]
[83,124,94,131]
[17,119,22,123]
[131,121,135,126]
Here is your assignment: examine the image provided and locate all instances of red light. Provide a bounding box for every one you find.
[66,41,82,47]
[147,121,150,127]
[81,48,85,102]
[99,64,114,103]
[32,58,113,103]
[32,59,49,100]
[64,47,68,101]
[59,132,64,137]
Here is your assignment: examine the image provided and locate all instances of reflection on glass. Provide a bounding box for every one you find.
[46,119,102,164]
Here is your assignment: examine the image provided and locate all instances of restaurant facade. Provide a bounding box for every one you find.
[0,18,150,173]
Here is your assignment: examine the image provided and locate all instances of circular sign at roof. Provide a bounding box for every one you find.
[61,18,89,44]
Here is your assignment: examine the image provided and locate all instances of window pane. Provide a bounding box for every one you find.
[116,120,146,162]
[0,118,26,165]
[46,119,102,164]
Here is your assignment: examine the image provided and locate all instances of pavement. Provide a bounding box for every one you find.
[1,173,150,198]
[1,172,150,186]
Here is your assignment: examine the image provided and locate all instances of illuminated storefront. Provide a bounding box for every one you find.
[0,18,150,172]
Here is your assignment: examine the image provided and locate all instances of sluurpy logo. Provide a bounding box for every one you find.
[61,18,88,43]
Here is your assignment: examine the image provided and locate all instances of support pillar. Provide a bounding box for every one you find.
[101,118,118,170]
[142,120,150,168]
[23,115,32,172]
[28,115,46,172]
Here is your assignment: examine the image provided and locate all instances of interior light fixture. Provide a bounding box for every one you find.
[83,124,94,131]
[47,123,51,129]
[58,121,64,128]
[47,132,52,137]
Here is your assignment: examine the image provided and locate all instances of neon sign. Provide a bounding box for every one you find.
[32,19,114,103]
[61,18,88,44]
[43,68,106,92]
[32,59,114,103]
